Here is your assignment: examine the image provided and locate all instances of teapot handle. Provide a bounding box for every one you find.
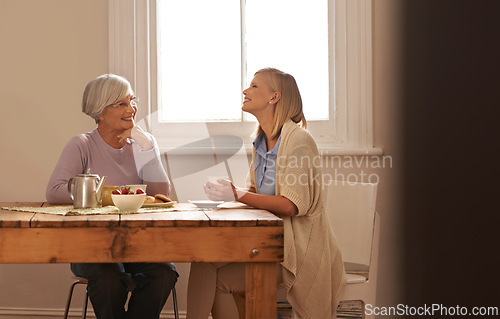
[95,176,107,204]
[67,177,75,201]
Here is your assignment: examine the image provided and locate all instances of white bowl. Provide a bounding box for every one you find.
[111,193,146,212]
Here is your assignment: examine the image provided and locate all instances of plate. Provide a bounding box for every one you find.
[188,200,224,209]
[217,201,252,209]
[142,202,175,208]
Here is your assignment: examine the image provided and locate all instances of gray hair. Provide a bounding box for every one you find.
[82,74,133,123]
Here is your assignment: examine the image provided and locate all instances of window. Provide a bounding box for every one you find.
[157,0,329,123]
[109,0,381,155]
[157,0,242,123]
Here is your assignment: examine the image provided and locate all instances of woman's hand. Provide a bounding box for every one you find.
[117,120,134,145]
[204,180,298,216]
[117,128,132,145]
[203,179,238,202]
[118,125,153,151]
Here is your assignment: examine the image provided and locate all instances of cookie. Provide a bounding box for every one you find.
[144,195,156,204]
[154,194,172,203]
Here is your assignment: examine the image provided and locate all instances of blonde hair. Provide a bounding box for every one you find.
[82,74,133,123]
[254,68,307,139]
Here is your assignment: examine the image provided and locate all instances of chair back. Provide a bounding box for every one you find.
[326,180,378,271]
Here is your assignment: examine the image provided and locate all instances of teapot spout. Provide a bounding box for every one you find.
[95,176,107,204]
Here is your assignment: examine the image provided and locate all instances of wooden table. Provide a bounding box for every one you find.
[0,202,284,319]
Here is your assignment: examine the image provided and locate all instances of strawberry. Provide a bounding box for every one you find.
[136,188,145,194]
[121,187,130,194]
[112,189,121,195]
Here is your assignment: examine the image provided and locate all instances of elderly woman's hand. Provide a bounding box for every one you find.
[118,125,153,151]
[203,179,238,202]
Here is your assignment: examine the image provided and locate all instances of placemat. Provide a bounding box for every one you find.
[2,203,201,216]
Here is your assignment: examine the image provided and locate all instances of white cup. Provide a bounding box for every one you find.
[207,176,229,186]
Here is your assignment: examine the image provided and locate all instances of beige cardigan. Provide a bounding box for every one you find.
[248,120,346,319]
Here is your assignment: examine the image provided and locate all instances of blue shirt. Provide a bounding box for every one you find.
[253,134,281,195]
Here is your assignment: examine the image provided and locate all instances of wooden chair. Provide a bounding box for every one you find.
[63,277,179,319]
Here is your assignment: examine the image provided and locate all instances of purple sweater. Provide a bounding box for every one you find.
[46,129,170,204]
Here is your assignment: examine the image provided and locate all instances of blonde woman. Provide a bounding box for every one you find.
[186,68,346,319]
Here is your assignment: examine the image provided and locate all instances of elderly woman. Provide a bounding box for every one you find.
[186,68,346,319]
[46,74,177,319]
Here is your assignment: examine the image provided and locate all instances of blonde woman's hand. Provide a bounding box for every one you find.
[204,179,238,202]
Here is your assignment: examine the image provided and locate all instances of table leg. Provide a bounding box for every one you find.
[245,262,277,319]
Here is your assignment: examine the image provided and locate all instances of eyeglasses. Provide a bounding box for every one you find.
[106,96,139,109]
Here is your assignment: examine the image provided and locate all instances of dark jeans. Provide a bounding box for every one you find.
[71,262,178,319]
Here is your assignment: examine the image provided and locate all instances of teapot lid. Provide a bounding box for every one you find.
[77,173,99,177]
[77,168,99,178]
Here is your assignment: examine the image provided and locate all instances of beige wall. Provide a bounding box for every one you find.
[0,1,110,317]
[0,0,403,317]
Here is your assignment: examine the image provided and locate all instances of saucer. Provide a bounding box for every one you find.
[188,200,224,209]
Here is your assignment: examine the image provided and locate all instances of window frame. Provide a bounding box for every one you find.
[109,0,381,156]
